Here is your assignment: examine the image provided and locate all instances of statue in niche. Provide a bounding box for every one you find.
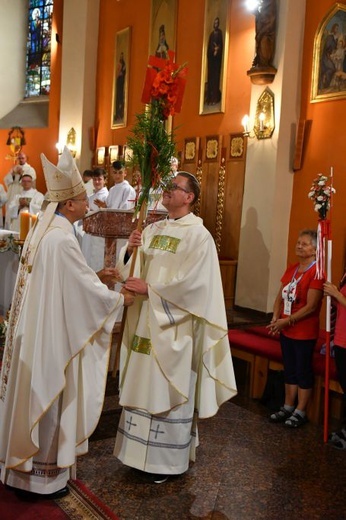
[247,0,277,84]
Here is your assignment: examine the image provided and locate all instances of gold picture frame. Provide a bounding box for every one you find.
[199,0,229,115]
[111,27,131,129]
[205,135,221,162]
[149,0,177,58]
[229,133,247,161]
[311,3,346,103]
[183,137,199,163]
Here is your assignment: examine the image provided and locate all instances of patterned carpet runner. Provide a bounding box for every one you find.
[0,479,119,519]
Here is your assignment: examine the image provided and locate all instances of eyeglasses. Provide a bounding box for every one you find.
[164,183,191,193]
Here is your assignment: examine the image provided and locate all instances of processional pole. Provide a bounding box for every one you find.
[323,167,333,443]
[111,51,187,378]
[309,168,334,442]
[112,202,147,378]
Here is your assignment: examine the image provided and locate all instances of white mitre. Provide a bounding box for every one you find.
[24,147,85,268]
[41,146,85,202]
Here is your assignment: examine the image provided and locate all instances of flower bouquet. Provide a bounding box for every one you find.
[308,172,335,279]
[308,173,335,220]
[126,51,187,217]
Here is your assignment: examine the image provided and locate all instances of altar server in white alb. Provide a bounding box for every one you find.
[114,171,237,484]
[7,173,44,232]
[78,167,109,271]
[0,147,134,499]
[94,161,136,211]
[4,152,37,228]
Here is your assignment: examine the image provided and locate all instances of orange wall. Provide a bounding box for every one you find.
[289,0,346,284]
[8,1,345,286]
[0,0,63,195]
[95,0,254,152]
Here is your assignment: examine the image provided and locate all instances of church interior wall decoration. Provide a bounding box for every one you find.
[149,0,177,60]
[199,0,229,115]
[229,133,246,160]
[111,27,131,129]
[311,3,346,103]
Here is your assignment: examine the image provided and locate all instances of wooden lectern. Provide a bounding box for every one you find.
[83,208,167,267]
[83,208,168,374]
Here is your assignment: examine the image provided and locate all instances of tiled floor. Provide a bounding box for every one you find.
[76,367,346,520]
[4,308,345,519]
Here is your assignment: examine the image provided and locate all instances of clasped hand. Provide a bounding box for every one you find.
[123,276,148,296]
[267,318,288,335]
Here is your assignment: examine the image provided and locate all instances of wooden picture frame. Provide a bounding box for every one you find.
[199,0,229,115]
[108,145,119,163]
[149,0,177,58]
[293,120,312,171]
[311,3,346,103]
[111,27,131,129]
[229,133,247,161]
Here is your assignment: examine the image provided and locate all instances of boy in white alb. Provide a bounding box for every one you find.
[95,161,135,210]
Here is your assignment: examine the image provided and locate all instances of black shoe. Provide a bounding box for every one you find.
[152,474,169,484]
[269,407,293,423]
[15,486,69,501]
[137,471,169,484]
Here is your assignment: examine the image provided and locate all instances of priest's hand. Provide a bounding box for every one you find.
[123,276,148,296]
[127,230,142,255]
[121,288,135,306]
[97,267,122,288]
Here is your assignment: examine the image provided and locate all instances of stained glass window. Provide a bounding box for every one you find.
[25,0,54,98]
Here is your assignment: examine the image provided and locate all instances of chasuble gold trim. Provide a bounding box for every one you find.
[149,235,180,253]
[131,335,152,355]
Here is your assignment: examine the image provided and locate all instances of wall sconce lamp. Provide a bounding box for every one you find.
[56,127,77,157]
[242,87,275,139]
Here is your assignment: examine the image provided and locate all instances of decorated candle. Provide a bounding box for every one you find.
[30,213,38,227]
[19,211,31,241]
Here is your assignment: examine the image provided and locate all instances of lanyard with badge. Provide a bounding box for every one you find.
[282,261,316,315]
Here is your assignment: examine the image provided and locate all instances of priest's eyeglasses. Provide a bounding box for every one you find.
[164,182,190,193]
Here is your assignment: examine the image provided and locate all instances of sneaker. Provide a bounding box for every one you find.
[269,407,293,423]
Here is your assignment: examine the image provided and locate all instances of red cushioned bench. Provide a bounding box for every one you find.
[228,326,342,424]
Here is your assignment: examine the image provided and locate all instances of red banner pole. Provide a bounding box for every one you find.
[323,228,332,442]
[323,167,333,443]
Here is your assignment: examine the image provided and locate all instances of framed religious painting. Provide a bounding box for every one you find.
[199,0,229,115]
[311,3,346,102]
[96,147,106,166]
[108,145,119,163]
[229,133,247,161]
[123,145,133,164]
[111,27,131,129]
[149,0,177,59]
